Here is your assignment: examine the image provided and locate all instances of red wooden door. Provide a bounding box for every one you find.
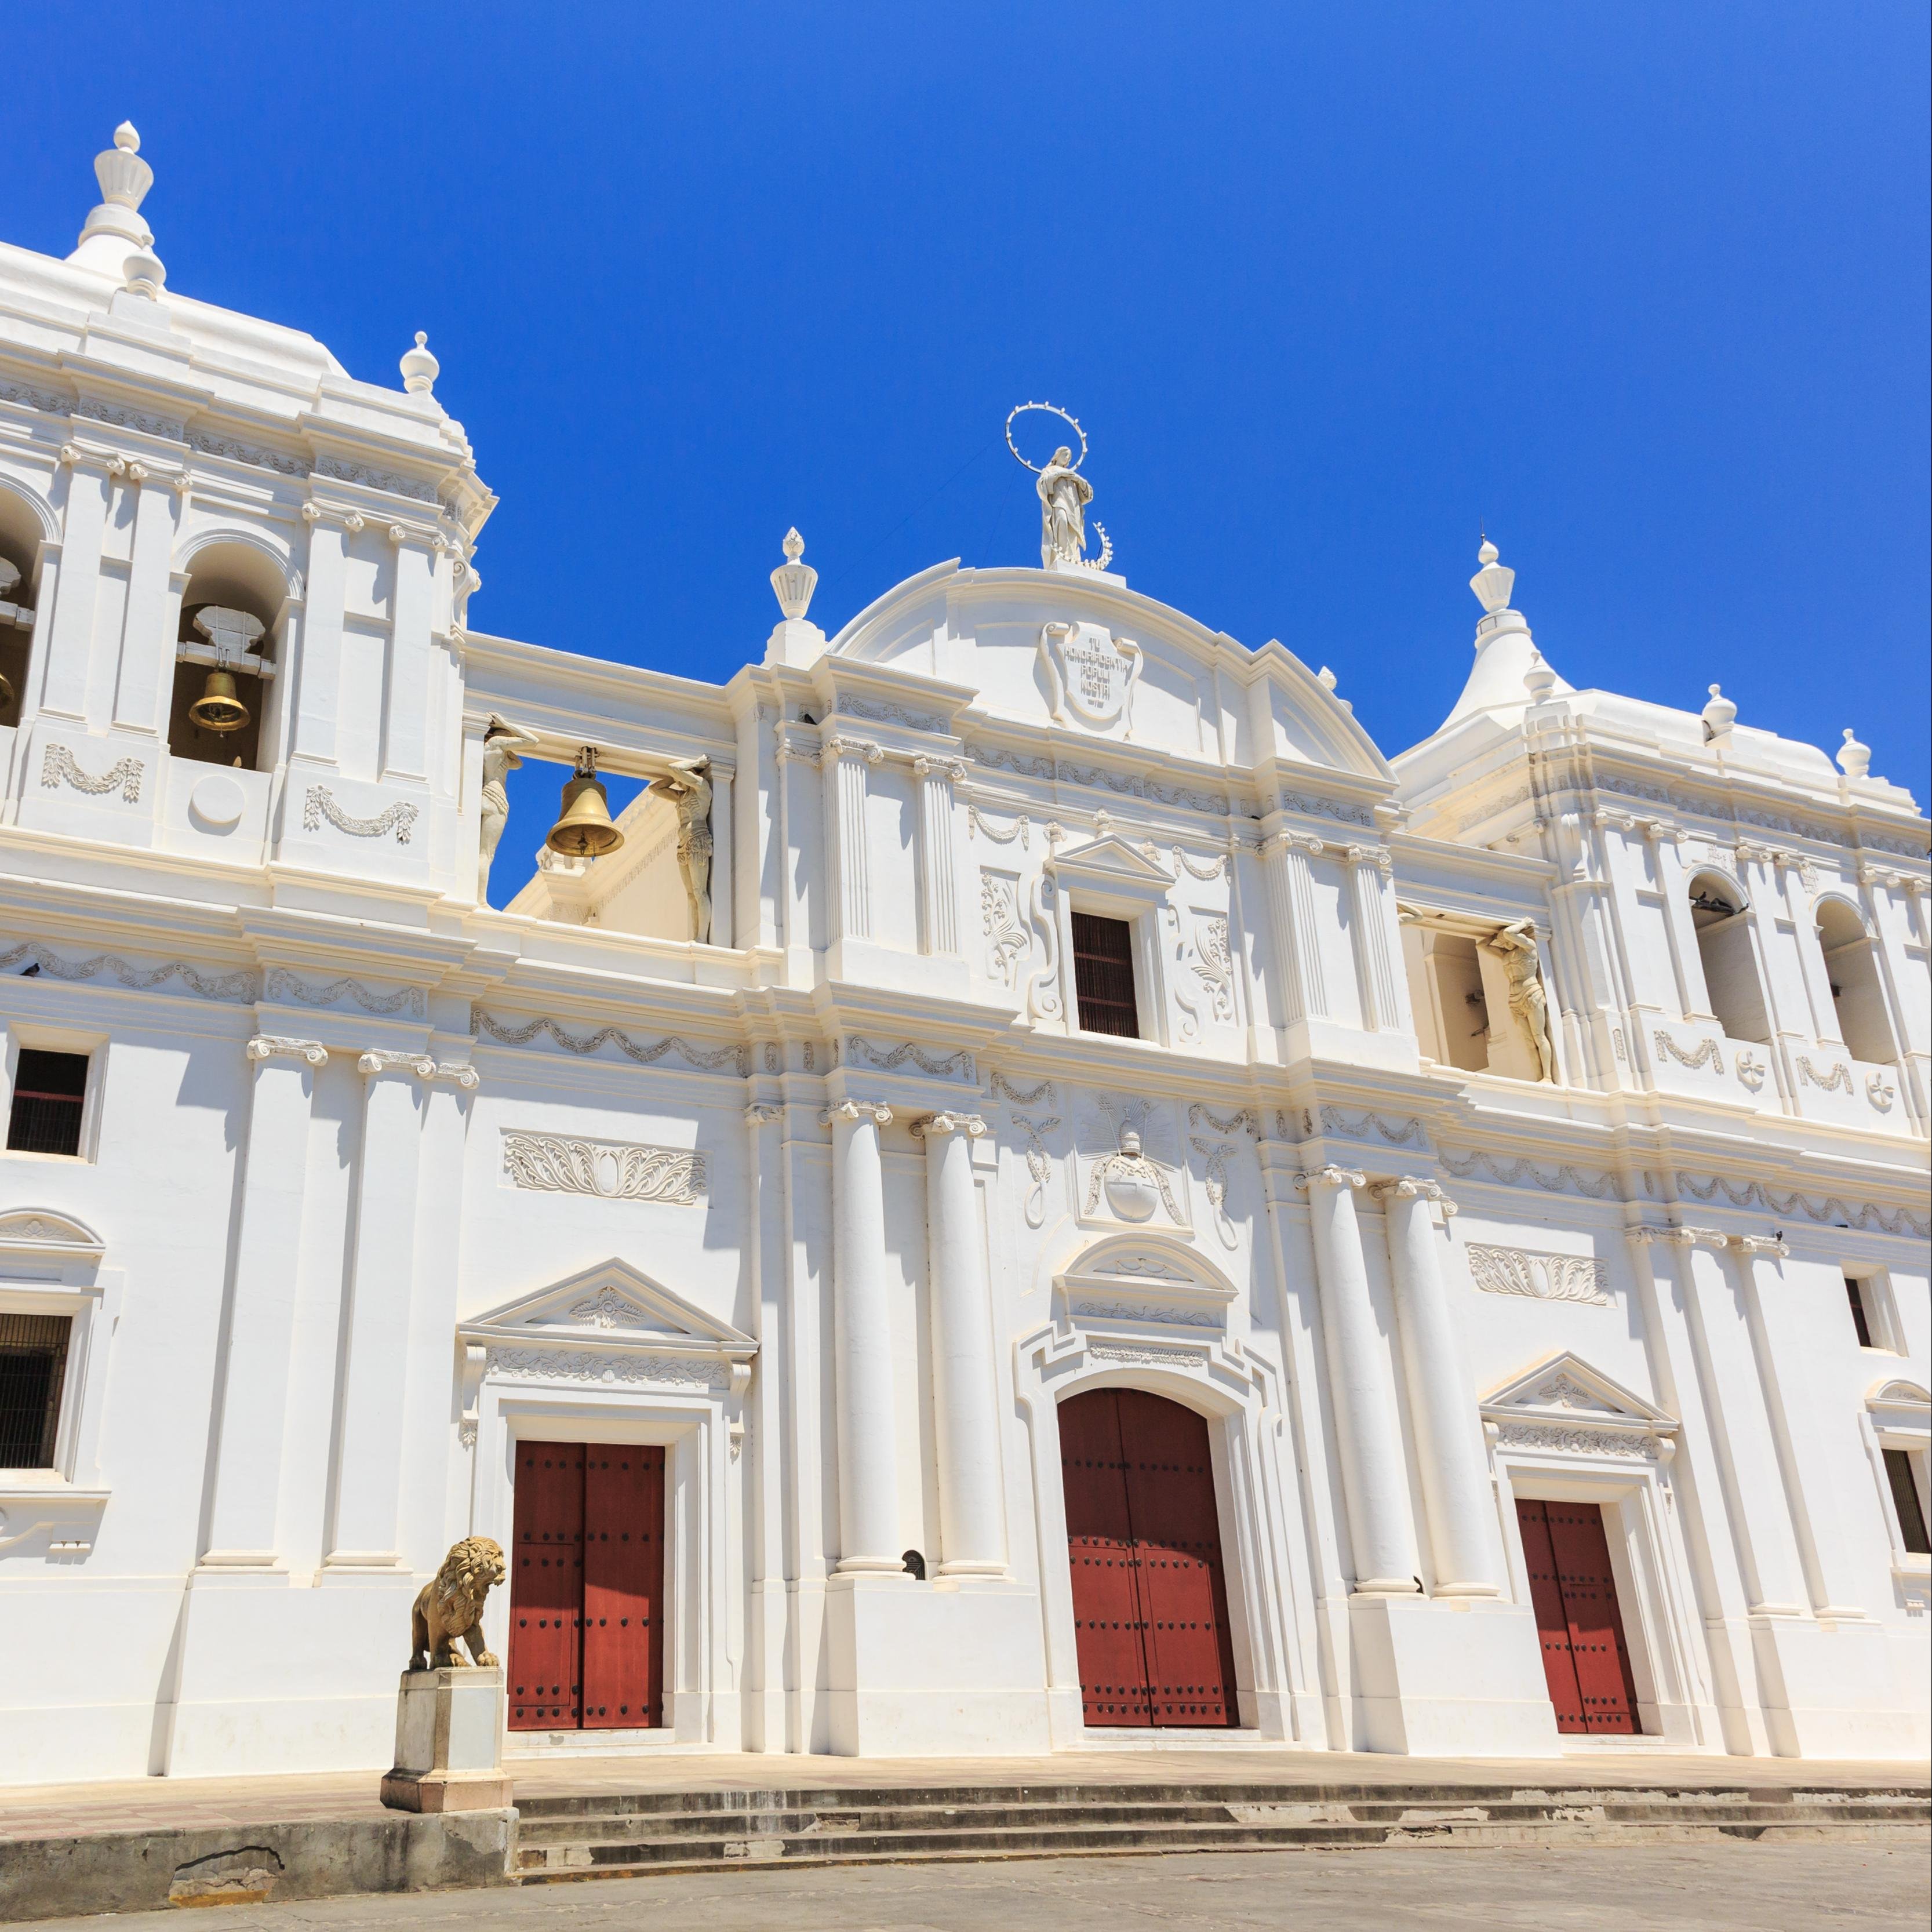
[581,1447,666,1729]
[1118,1391,1239,1727]
[1058,1388,1151,1724]
[508,1443,584,1730]
[1516,1498,1640,1735]
[1060,1388,1238,1729]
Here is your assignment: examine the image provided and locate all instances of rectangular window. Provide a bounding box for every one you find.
[1844,1274,1878,1350]
[1884,1449,1931,1557]
[1072,912,1140,1038]
[6,1049,89,1158]
[0,1312,70,1468]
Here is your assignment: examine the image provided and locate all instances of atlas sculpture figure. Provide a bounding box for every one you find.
[477,714,540,898]
[650,754,714,944]
[1486,919,1555,1083]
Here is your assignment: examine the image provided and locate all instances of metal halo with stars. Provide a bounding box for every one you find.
[1005,401,1088,475]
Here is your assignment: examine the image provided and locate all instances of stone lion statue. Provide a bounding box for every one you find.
[409,1536,506,1671]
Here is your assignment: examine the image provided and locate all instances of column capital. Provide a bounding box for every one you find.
[1297,1163,1366,1193]
[744,1102,783,1125]
[912,1110,985,1140]
[358,1049,435,1079]
[248,1034,328,1067]
[912,754,967,783]
[1632,1222,1728,1249]
[1342,842,1394,876]
[1730,1232,1790,1257]
[821,1098,893,1127]
[1264,829,1326,858]
[1370,1176,1456,1214]
[819,734,883,768]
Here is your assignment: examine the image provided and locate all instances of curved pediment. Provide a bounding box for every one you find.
[827,561,1389,781]
[0,1207,105,1257]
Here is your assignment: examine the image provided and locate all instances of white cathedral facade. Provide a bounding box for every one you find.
[0,125,1927,1787]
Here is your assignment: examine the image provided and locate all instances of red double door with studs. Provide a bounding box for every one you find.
[1060,1388,1239,1728]
[1516,1498,1641,1734]
[507,1442,665,1731]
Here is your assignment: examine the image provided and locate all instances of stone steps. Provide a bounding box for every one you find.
[509,1782,1932,1880]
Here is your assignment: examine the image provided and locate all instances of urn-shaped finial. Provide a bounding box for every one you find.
[1836,726,1871,778]
[1523,648,1558,703]
[401,331,439,395]
[1701,683,1737,743]
[771,527,817,620]
[122,248,166,299]
[1469,537,1515,615]
[71,120,157,272]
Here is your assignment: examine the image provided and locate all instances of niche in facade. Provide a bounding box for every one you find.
[1816,898,1893,1065]
[167,544,286,771]
[1687,873,1770,1043]
[1402,923,1492,1073]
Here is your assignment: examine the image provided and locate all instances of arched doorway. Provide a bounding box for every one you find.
[1058,1386,1239,1728]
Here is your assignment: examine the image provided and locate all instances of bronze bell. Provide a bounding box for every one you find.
[545,746,624,859]
[188,667,250,733]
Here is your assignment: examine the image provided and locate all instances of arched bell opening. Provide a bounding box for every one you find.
[0,486,52,731]
[1816,896,1895,1066]
[1686,869,1770,1043]
[168,540,291,773]
[1055,1382,1240,1730]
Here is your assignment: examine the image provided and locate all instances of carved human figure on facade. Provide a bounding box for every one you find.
[477,715,540,900]
[649,754,714,944]
[409,1536,506,1670]
[1038,446,1094,569]
[1485,918,1555,1083]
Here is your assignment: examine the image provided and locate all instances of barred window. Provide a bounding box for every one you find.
[0,1312,70,1468]
[1072,913,1140,1039]
[7,1049,89,1158]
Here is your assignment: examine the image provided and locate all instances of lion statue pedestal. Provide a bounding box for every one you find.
[380,1537,511,1814]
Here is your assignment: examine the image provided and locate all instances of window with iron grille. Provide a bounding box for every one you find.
[1884,1449,1931,1557]
[0,1312,70,1468]
[1072,912,1140,1038]
[6,1049,89,1158]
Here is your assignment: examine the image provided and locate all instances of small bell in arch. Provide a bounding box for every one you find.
[188,666,250,733]
[545,745,624,858]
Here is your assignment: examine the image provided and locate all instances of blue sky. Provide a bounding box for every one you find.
[15,3,1928,904]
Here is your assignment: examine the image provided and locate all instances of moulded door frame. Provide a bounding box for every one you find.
[1494,1453,1712,1749]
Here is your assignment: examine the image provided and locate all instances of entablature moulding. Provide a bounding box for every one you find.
[0,357,493,537]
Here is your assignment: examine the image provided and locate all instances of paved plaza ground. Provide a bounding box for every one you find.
[21,1844,1930,1932]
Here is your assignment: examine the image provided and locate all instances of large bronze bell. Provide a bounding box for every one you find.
[188,666,250,733]
[545,746,624,859]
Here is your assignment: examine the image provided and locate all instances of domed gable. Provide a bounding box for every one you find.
[827,561,1389,780]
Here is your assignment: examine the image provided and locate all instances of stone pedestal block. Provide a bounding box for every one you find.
[379,1667,511,1813]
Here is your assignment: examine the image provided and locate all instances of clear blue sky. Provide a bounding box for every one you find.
[15,3,1929,904]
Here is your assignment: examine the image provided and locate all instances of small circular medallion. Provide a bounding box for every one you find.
[188,772,246,831]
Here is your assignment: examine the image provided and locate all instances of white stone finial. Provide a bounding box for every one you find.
[1316,665,1338,692]
[400,331,439,396]
[1523,648,1558,703]
[1469,537,1515,615]
[1836,726,1871,778]
[772,528,817,620]
[69,121,157,274]
[1701,683,1737,744]
[122,249,166,300]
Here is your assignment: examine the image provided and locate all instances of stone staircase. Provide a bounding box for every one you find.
[512,1778,1932,1880]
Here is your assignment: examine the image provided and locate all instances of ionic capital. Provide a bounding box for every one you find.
[912,754,967,783]
[820,734,883,768]
[820,1098,894,1127]
[912,1110,985,1141]
[1296,1164,1367,1194]
[247,1034,328,1068]
[1730,1232,1790,1257]
[1632,1223,1727,1249]
[1370,1176,1457,1214]
[357,1049,436,1079]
